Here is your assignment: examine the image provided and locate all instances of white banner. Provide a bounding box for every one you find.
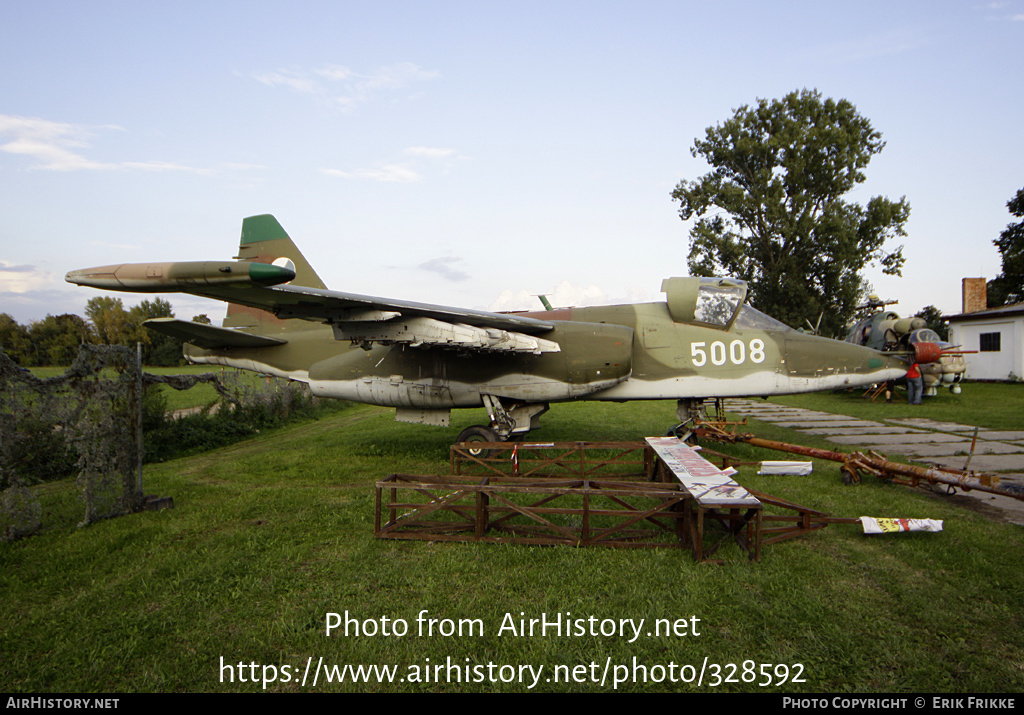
[859,517,943,534]
[758,461,813,475]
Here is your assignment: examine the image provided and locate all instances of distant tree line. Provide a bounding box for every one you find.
[0,297,210,367]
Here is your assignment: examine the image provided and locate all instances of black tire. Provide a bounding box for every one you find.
[456,426,499,458]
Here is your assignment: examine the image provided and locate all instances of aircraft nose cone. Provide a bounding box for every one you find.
[783,333,906,388]
[65,268,95,284]
[913,341,942,364]
[65,265,121,288]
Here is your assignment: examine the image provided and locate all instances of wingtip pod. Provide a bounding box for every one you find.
[65,261,295,292]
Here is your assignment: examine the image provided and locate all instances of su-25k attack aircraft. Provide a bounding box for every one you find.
[67,214,940,447]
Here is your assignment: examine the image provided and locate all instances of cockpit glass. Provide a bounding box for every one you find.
[693,281,744,327]
[733,304,792,331]
[909,329,941,344]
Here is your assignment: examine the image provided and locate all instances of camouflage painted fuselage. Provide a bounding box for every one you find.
[68,214,910,427]
[185,300,907,411]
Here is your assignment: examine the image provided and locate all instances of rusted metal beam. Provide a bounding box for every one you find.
[693,421,1024,502]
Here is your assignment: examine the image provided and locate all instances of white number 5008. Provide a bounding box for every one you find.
[690,339,766,367]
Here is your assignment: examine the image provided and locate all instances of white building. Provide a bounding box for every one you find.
[946,278,1024,381]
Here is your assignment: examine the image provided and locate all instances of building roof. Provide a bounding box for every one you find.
[946,302,1024,322]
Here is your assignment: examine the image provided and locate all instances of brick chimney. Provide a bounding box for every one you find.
[962,277,988,313]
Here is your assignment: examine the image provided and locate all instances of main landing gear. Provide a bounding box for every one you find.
[665,398,725,443]
[455,396,549,457]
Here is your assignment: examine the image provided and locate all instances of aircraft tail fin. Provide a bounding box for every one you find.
[235,214,327,289]
[225,214,327,330]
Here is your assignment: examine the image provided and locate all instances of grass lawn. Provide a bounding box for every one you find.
[1,395,1022,693]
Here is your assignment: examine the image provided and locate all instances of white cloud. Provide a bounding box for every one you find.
[0,115,110,171]
[323,145,466,183]
[489,281,610,312]
[0,261,54,294]
[322,164,422,183]
[404,146,459,159]
[0,114,212,173]
[252,70,323,95]
[418,257,470,282]
[489,281,656,312]
[124,160,214,174]
[253,62,440,111]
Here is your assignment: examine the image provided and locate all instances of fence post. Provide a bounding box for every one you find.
[136,342,143,497]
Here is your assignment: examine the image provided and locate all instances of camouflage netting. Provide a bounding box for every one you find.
[0,345,236,540]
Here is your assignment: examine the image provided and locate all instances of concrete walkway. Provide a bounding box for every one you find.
[723,398,1024,526]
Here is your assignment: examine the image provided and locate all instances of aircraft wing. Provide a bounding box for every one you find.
[193,283,555,333]
[196,283,562,355]
[66,261,561,354]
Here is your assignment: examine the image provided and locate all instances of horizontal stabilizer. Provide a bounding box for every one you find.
[144,318,287,349]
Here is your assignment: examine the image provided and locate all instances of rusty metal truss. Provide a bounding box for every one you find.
[375,441,852,562]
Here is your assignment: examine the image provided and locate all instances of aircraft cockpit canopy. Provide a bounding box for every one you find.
[733,304,792,331]
[662,277,748,329]
[909,328,943,345]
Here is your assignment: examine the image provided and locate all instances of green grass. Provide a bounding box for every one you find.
[1,397,1023,693]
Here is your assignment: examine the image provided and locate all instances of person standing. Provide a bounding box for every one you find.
[906,362,923,405]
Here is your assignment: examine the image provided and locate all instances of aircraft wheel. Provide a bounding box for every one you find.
[665,423,697,444]
[456,426,500,458]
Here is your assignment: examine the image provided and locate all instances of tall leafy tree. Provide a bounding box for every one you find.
[0,313,31,364]
[987,187,1024,307]
[131,298,182,366]
[84,296,183,365]
[27,314,91,366]
[85,296,137,346]
[670,89,909,337]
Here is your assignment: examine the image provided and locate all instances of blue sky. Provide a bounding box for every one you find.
[1,1,1022,327]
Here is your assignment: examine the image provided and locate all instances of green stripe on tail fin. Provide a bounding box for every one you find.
[234,214,327,290]
[226,214,328,331]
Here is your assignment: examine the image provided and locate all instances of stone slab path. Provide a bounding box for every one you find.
[722,398,1024,526]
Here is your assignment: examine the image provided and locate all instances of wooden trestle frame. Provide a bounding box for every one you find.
[375,473,688,548]
[374,441,851,561]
